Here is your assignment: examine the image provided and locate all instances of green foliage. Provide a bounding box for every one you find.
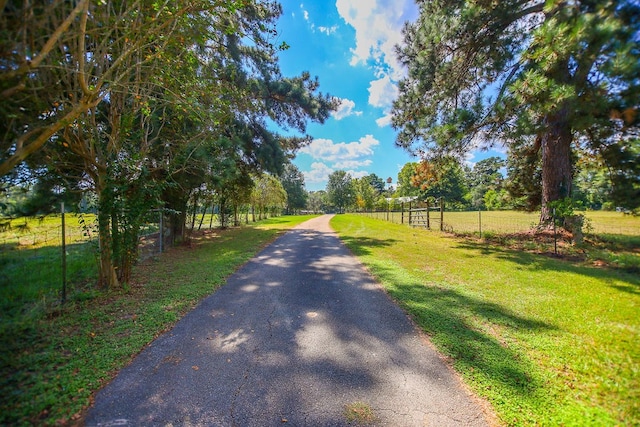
[280,163,307,214]
[1,0,337,288]
[332,214,639,426]
[326,170,355,213]
[413,157,469,208]
[251,174,287,220]
[364,173,385,195]
[306,190,328,213]
[392,0,640,215]
[466,157,506,209]
[352,177,377,211]
[395,162,420,198]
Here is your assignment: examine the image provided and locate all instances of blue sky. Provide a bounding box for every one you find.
[275,1,501,191]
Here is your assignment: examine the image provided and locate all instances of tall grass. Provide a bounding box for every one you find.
[331,214,639,426]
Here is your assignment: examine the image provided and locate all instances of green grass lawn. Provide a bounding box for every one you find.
[0,215,317,426]
[331,214,639,426]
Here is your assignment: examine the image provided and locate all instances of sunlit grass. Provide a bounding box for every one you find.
[357,209,640,236]
[331,214,639,426]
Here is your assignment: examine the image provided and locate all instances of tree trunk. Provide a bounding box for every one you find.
[190,191,199,231]
[97,193,119,289]
[219,199,227,228]
[198,207,206,231]
[540,107,573,223]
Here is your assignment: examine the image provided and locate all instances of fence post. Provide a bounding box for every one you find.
[159,209,163,253]
[426,199,430,229]
[553,208,557,255]
[440,197,444,231]
[61,202,67,304]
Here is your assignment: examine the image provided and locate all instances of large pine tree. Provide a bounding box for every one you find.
[392,0,640,220]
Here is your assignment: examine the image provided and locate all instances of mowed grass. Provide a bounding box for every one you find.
[359,210,640,236]
[331,214,639,426]
[0,215,317,426]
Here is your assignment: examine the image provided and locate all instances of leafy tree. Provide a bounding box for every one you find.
[364,173,386,196]
[306,190,327,213]
[0,0,229,176]
[483,189,511,211]
[326,170,355,213]
[396,162,420,198]
[412,157,469,208]
[467,157,505,209]
[1,1,336,288]
[353,177,377,211]
[600,137,640,212]
[280,163,307,214]
[251,174,287,220]
[393,0,640,222]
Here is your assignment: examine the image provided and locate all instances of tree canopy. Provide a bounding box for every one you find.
[326,170,355,213]
[392,0,640,219]
[0,0,336,288]
[280,163,307,214]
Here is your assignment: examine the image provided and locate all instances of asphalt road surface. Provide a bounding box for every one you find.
[85,215,490,426]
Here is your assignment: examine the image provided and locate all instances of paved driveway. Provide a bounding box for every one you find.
[85,215,490,426]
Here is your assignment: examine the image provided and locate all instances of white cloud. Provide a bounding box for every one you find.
[375,113,393,127]
[334,159,373,169]
[332,98,363,120]
[368,75,398,127]
[303,162,334,184]
[347,170,370,179]
[299,135,379,162]
[319,25,339,35]
[336,0,418,81]
[368,75,398,109]
[301,5,338,35]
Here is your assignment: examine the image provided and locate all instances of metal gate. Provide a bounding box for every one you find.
[408,198,444,231]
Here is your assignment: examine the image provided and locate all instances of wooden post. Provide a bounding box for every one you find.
[426,199,430,229]
[159,209,163,253]
[440,197,444,231]
[61,202,67,304]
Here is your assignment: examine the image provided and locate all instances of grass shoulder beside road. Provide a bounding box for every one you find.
[331,214,639,426]
[0,215,317,426]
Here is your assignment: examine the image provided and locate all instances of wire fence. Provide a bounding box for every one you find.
[2,207,637,311]
[0,210,227,309]
[356,208,640,237]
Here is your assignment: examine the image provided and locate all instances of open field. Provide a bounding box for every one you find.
[360,209,640,236]
[331,214,639,426]
[0,215,318,425]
